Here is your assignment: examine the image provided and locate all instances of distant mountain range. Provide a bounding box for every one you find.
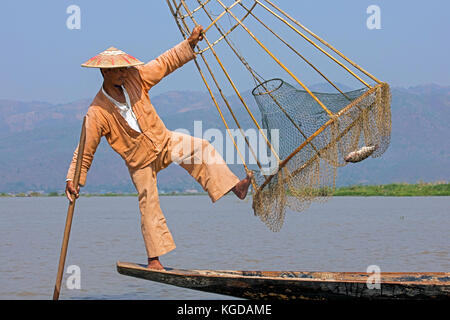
[0,83,448,193]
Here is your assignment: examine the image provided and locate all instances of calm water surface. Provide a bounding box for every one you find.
[0,196,449,300]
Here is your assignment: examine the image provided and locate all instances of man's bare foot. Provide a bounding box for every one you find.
[232,171,254,200]
[147,257,165,271]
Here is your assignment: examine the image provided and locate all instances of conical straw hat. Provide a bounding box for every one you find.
[81,47,144,68]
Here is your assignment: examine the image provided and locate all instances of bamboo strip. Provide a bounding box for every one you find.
[262,0,382,84]
[178,0,282,163]
[179,0,212,19]
[196,2,325,156]
[169,0,263,173]
[214,0,334,117]
[254,0,372,89]
[238,2,351,100]
[203,0,243,33]
[197,3,256,55]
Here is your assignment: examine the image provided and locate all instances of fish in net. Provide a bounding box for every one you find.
[251,79,391,231]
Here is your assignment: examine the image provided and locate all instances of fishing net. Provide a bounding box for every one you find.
[166,0,392,231]
[251,80,391,231]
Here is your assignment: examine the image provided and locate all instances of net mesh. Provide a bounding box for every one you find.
[251,79,391,231]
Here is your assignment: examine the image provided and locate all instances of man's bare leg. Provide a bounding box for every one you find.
[231,171,254,200]
[148,257,165,271]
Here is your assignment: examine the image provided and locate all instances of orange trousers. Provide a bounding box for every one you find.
[128,131,240,258]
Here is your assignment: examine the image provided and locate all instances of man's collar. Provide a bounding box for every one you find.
[102,85,123,105]
[101,84,132,111]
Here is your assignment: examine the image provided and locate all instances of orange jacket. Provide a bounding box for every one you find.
[66,40,195,186]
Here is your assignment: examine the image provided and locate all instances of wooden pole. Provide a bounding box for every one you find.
[52,116,87,300]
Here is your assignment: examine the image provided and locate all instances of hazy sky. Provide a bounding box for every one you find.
[1,0,449,103]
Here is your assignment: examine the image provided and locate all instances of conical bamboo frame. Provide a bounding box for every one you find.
[166,0,389,194]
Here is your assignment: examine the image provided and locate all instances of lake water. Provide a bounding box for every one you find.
[0,196,449,300]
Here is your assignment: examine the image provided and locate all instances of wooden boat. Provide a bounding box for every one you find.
[116,261,450,300]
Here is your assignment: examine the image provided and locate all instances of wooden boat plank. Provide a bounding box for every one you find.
[116,261,450,300]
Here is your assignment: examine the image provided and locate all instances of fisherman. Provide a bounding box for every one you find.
[65,25,253,270]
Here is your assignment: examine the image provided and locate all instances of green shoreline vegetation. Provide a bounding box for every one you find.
[1,182,449,197]
[333,182,449,197]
